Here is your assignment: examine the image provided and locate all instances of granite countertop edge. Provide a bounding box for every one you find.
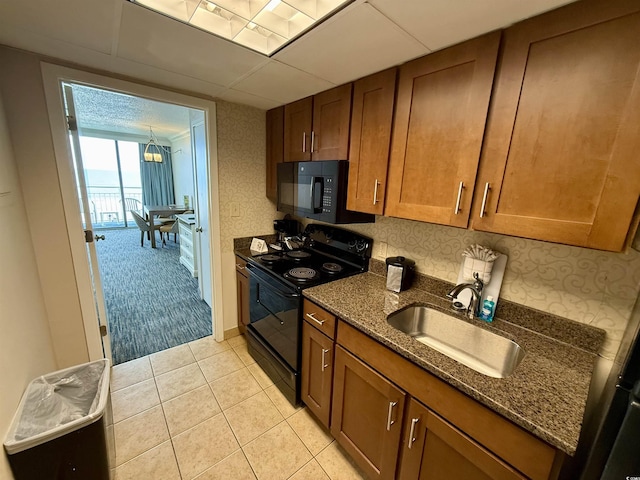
[302,271,605,456]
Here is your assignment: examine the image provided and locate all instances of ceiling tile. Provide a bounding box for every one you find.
[0,0,117,54]
[117,1,269,87]
[230,61,335,104]
[274,3,429,85]
[369,0,578,51]
[215,89,281,110]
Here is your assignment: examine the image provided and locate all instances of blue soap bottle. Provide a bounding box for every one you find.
[479,296,495,322]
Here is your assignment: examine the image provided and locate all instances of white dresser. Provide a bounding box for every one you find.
[176,214,198,277]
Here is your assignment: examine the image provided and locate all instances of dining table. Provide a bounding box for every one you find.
[144,204,190,248]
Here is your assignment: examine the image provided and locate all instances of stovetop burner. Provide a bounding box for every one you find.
[322,262,343,274]
[287,267,318,280]
[260,254,282,263]
[286,251,312,260]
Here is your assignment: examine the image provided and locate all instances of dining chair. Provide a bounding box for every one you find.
[159,220,179,246]
[131,211,158,247]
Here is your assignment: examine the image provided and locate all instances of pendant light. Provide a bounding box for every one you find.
[143,126,164,163]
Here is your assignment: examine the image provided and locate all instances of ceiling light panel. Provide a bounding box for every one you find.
[131,0,352,55]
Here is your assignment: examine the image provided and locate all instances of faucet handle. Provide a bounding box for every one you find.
[472,272,484,290]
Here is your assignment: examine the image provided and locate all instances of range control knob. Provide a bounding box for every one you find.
[355,240,368,252]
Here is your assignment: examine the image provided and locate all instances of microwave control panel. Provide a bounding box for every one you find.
[323,177,333,212]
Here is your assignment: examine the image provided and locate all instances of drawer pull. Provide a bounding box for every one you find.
[408,418,419,449]
[321,348,330,372]
[306,312,325,326]
[386,401,397,431]
[236,264,245,270]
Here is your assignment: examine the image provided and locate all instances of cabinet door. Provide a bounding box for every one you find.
[347,68,397,215]
[235,259,249,334]
[472,2,640,252]
[266,106,284,201]
[311,84,352,161]
[331,346,405,480]
[284,97,312,162]
[301,321,334,428]
[398,399,525,480]
[385,32,500,227]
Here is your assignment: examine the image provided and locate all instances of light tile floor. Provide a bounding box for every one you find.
[110,334,367,480]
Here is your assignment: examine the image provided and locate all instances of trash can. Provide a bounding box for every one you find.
[4,359,111,480]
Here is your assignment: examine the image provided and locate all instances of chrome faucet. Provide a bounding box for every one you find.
[446,272,484,319]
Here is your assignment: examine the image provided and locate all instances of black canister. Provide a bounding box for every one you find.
[385,256,416,292]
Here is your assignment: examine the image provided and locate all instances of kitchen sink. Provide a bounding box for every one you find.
[387,305,525,378]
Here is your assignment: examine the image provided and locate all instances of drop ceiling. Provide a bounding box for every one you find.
[0,0,578,111]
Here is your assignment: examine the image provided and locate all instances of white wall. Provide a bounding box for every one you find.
[0,46,90,368]
[0,90,57,480]
[170,131,194,208]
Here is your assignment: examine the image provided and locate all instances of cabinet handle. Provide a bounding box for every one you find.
[236,264,245,270]
[408,418,419,449]
[454,181,464,214]
[302,132,306,153]
[373,179,380,205]
[479,182,490,218]
[386,401,397,431]
[306,312,325,326]
[321,348,330,371]
[195,226,203,233]
[310,131,315,153]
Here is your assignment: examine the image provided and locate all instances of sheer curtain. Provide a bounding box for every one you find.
[139,144,175,206]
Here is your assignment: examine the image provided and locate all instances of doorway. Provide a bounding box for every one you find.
[41,64,225,364]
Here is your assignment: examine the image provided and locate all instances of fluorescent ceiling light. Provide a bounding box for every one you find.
[132,0,353,56]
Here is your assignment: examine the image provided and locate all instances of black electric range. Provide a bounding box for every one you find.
[244,224,372,405]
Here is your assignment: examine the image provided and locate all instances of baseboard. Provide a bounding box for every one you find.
[224,327,241,340]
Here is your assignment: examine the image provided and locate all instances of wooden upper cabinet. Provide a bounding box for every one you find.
[266,106,284,201]
[283,85,352,162]
[385,32,501,227]
[284,97,312,162]
[347,69,397,215]
[471,0,640,251]
[311,83,352,160]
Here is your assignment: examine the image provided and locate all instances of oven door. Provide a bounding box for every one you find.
[246,263,301,404]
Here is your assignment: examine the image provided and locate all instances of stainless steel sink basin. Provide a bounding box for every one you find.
[387,305,525,378]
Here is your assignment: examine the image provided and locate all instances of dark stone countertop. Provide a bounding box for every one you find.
[303,266,606,456]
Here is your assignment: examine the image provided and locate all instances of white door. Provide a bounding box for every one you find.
[62,84,112,361]
[192,119,212,307]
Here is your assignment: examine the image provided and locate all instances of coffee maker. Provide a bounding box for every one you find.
[273,218,299,248]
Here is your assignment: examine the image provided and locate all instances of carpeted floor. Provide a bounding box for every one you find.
[96,228,212,365]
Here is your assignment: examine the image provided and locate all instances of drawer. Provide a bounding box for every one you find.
[179,222,193,240]
[235,255,248,277]
[303,299,336,339]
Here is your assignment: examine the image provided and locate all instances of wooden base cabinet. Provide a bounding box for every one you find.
[235,256,249,334]
[301,321,334,428]
[331,346,405,480]
[398,399,525,480]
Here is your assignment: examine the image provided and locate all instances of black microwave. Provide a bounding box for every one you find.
[277,160,374,224]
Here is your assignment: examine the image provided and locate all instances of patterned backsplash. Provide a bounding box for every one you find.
[324,216,640,360]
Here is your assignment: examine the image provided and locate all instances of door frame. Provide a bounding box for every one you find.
[41,63,225,360]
